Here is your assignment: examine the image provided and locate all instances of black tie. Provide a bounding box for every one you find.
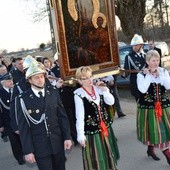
[9,89,12,101]
[38,91,45,110]
[140,53,143,58]
[38,91,44,99]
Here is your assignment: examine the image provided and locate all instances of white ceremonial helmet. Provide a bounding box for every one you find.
[130,34,144,46]
[23,55,38,70]
[26,64,46,79]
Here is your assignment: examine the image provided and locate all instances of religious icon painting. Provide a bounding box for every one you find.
[51,0,120,80]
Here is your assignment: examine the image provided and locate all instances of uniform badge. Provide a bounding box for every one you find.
[28,110,32,114]
[29,94,33,99]
[36,109,40,113]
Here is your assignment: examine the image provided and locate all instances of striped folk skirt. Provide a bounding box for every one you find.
[107,105,116,121]
[137,107,170,149]
[82,127,119,170]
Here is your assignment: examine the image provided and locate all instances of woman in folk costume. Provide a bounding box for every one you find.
[74,66,119,170]
[137,50,170,165]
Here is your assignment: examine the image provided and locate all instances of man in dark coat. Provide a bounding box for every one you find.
[51,52,60,78]
[9,56,40,166]
[51,52,78,145]
[10,77,30,132]
[10,57,25,84]
[0,64,8,141]
[148,40,162,67]
[17,65,72,170]
[10,56,38,132]
[122,34,147,102]
[0,73,25,165]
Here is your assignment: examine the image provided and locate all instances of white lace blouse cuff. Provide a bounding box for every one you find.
[77,135,86,144]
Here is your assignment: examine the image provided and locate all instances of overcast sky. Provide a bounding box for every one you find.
[0,0,51,52]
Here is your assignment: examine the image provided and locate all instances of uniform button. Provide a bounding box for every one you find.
[48,125,50,127]
[46,117,48,119]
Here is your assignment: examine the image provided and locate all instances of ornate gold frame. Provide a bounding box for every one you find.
[52,0,120,80]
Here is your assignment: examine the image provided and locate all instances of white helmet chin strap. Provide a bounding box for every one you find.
[137,45,143,53]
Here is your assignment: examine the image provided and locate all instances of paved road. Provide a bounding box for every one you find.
[0,100,169,170]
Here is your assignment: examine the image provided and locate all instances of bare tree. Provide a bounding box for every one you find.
[153,0,169,26]
[115,0,147,41]
[22,0,48,23]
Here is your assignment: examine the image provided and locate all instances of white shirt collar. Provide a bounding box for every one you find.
[31,87,45,97]
[3,87,11,93]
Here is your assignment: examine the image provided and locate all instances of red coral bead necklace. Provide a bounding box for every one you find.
[82,86,97,100]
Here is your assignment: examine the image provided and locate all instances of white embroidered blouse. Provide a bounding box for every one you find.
[137,67,170,94]
[74,85,114,143]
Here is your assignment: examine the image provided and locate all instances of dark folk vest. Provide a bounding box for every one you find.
[138,83,170,109]
[78,95,113,135]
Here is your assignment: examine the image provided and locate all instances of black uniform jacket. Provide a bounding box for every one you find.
[10,77,51,132]
[51,64,60,78]
[10,69,25,84]
[0,88,11,132]
[124,51,146,99]
[10,77,30,131]
[17,85,71,157]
